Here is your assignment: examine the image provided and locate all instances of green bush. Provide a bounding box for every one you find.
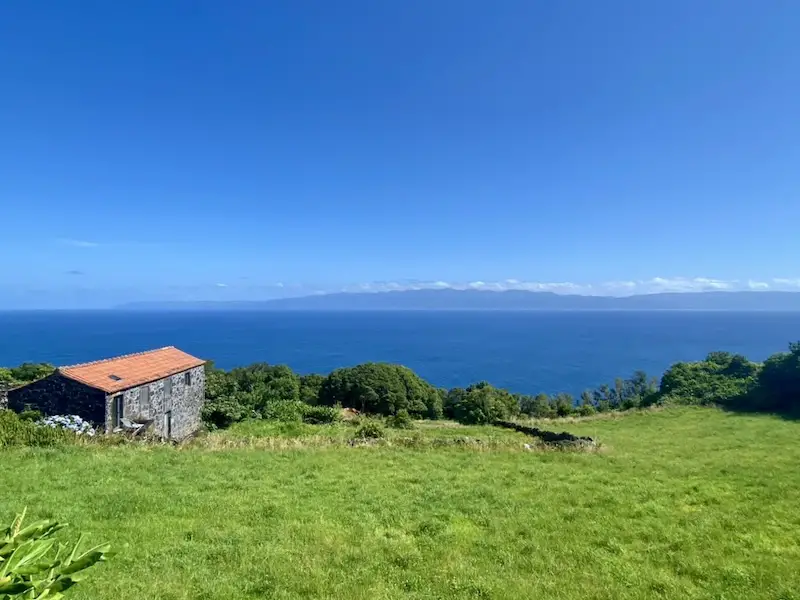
[301,405,341,425]
[445,382,520,425]
[319,363,441,418]
[353,418,385,439]
[659,352,759,407]
[261,400,306,423]
[0,410,74,448]
[200,397,247,430]
[18,409,43,422]
[751,343,800,414]
[386,409,414,429]
[0,508,110,598]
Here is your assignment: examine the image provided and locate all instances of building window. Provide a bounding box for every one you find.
[164,377,172,396]
[184,371,192,386]
[113,395,123,428]
[141,385,149,407]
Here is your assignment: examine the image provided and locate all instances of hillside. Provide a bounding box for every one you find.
[118,290,800,311]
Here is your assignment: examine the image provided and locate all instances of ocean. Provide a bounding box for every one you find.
[1,310,799,396]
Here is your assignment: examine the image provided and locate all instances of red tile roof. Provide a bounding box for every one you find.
[58,347,205,393]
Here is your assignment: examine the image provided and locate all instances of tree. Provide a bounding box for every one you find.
[446,382,519,425]
[552,392,575,417]
[533,393,554,418]
[659,354,759,406]
[318,363,441,418]
[8,363,55,384]
[753,343,800,413]
[578,390,596,416]
[614,378,624,406]
[299,374,325,404]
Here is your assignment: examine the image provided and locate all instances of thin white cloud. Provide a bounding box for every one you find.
[59,238,99,248]
[215,283,228,288]
[773,278,800,287]
[643,277,734,293]
[327,276,800,297]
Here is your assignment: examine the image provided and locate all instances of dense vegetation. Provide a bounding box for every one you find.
[0,363,55,389]
[200,342,800,428]
[4,342,800,434]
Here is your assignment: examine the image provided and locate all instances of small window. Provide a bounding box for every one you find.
[109,374,122,381]
[164,377,172,395]
[113,395,123,428]
[184,371,192,386]
[140,385,149,406]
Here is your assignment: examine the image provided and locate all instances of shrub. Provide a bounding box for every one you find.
[0,508,111,598]
[201,397,247,430]
[301,405,341,425]
[7,363,55,384]
[17,409,42,422]
[262,400,306,423]
[660,353,759,406]
[353,418,385,439]
[319,363,441,418]
[751,342,800,414]
[0,410,74,448]
[386,409,414,429]
[446,382,520,425]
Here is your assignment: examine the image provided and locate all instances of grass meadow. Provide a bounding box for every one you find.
[2,407,800,599]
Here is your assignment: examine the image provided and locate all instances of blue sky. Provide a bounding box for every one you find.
[1,1,799,308]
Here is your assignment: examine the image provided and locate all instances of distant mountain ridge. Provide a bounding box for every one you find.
[117,290,800,311]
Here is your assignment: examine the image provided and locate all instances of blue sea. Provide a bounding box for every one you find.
[1,311,799,396]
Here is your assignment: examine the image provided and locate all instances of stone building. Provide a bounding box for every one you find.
[8,347,206,440]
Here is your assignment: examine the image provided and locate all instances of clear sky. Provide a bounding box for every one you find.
[1,1,799,308]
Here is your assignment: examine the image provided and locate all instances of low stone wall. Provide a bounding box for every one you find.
[0,386,8,410]
[495,420,596,448]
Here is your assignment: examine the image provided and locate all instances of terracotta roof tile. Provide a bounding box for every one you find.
[58,347,205,393]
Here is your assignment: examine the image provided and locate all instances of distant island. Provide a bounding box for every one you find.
[117,290,800,311]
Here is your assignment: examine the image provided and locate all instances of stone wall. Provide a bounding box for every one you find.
[7,373,106,424]
[105,365,205,440]
[494,420,596,448]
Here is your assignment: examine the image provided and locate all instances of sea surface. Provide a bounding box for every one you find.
[1,310,799,396]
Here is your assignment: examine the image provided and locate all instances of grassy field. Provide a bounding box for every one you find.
[3,407,800,599]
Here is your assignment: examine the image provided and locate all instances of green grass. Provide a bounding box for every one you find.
[196,417,532,449]
[3,407,800,599]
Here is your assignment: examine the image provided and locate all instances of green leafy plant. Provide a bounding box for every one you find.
[353,418,385,439]
[0,508,111,599]
[16,411,42,423]
[301,405,341,425]
[0,411,73,448]
[386,409,414,429]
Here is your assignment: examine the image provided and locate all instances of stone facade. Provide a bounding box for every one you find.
[8,366,205,441]
[7,373,107,423]
[0,385,9,410]
[104,365,205,440]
